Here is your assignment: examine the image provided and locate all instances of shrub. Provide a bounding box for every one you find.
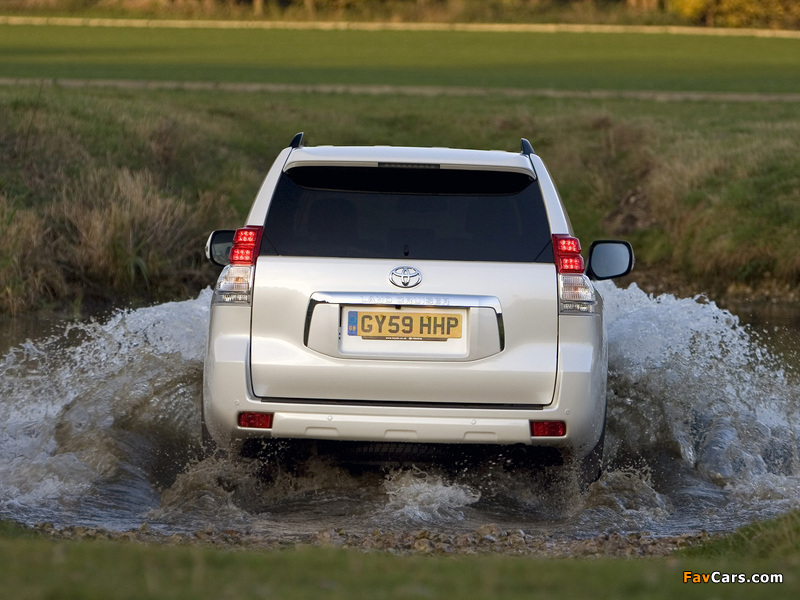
[667,0,800,28]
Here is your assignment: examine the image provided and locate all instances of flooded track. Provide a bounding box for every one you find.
[1,284,799,545]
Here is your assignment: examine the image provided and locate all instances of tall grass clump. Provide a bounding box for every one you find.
[684,509,800,558]
[0,193,69,315]
[0,86,254,314]
[0,168,234,314]
[52,168,233,301]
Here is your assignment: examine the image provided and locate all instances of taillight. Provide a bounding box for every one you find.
[238,412,274,429]
[552,234,585,274]
[530,421,566,437]
[229,226,262,266]
[213,226,263,305]
[553,234,596,314]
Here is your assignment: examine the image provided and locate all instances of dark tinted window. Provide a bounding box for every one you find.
[261,166,554,263]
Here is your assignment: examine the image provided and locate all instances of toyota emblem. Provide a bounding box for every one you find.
[389,266,422,288]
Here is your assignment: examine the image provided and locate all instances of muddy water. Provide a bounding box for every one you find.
[1,284,799,540]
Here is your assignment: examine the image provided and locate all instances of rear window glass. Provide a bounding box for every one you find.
[261,166,554,263]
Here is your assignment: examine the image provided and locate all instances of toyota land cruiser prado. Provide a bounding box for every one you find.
[204,133,633,486]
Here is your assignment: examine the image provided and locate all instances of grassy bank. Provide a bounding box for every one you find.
[0,511,797,599]
[2,23,798,313]
[683,510,800,559]
[2,84,799,313]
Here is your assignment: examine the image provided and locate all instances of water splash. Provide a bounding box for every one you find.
[0,283,798,537]
[598,282,800,530]
[0,290,212,529]
[382,468,481,523]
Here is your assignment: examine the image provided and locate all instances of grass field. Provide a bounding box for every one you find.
[1,20,799,597]
[2,24,800,93]
[0,513,798,599]
[1,23,799,313]
[2,82,799,313]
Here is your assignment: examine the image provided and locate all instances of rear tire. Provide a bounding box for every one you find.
[577,429,605,490]
[200,403,220,458]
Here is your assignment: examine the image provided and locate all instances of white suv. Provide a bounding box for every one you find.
[204,133,633,486]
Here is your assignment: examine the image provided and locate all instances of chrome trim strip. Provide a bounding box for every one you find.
[306,292,505,351]
[310,291,502,310]
[303,297,323,347]
[256,397,544,410]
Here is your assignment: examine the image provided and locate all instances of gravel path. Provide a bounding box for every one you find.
[32,522,714,557]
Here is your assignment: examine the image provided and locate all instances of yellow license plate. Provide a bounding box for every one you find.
[346,310,462,341]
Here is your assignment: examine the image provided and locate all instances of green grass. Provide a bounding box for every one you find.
[0,513,798,599]
[1,24,800,312]
[2,84,799,312]
[683,510,800,560]
[2,25,800,93]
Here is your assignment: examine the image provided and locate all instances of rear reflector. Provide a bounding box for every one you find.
[238,412,274,429]
[530,421,566,437]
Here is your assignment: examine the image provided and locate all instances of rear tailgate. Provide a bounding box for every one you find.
[249,257,558,406]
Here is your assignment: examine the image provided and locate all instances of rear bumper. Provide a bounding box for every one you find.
[203,307,606,460]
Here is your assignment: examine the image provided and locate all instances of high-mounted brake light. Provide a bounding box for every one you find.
[552,234,585,274]
[229,226,263,266]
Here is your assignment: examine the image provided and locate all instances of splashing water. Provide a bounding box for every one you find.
[382,468,481,523]
[0,291,211,529]
[0,284,798,538]
[599,282,800,532]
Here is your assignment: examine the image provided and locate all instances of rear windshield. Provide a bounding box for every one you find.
[261,166,554,263]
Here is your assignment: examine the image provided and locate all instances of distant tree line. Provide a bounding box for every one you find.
[11,0,800,28]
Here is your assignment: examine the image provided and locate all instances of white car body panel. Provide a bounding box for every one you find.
[203,308,604,452]
[249,257,558,404]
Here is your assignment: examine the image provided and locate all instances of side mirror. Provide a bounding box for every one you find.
[587,240,634,280]
[205,230,235,267]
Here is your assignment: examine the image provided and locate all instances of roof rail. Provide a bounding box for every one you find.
[520,138,535,156]
[290,132,305,149]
